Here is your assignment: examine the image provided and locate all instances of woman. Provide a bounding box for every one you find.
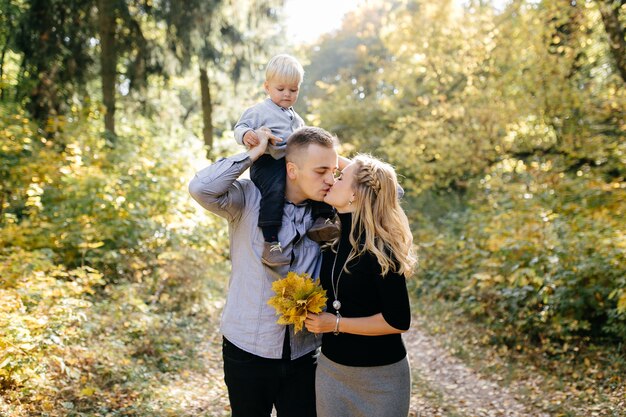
[304,154,417,417]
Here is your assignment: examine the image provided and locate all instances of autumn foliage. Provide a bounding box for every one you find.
[303,0,626,345]
[1,0,625,415]
[268,272,328,333]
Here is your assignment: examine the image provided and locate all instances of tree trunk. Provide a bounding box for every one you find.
[98,0,117,136]
[596,0,626,83]
[0,32,11,101]
[199,66,214,158]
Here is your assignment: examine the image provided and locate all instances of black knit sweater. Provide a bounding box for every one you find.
[320,212,411,367]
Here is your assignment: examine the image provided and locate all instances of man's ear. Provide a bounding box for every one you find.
[286,160,298,180]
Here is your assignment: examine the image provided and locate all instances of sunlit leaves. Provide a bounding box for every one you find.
[616,292,626,314]
[418,158,626,341]
[267,272,328,333]
[304,0,626,344]
[0,248,104,391]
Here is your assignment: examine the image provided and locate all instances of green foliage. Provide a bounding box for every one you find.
[0,247,104,392]
[9,0,97,120]
[0,6,241,408]
[306,0,626,345]
[159,0,282,75]
[1,248,230,415]
[1,101,227,277]
[0,97,230,413]
[416,163,626,342]
[1,0,625,413]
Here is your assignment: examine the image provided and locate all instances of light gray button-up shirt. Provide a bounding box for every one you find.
[188,152,322,359]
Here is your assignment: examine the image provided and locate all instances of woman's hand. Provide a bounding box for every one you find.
[304,312,337,334]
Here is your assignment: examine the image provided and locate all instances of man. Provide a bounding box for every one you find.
[188,126,341,417]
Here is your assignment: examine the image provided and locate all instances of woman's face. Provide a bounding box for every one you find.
[324,162,357,213]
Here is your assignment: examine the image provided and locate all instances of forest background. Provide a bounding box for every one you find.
[0,0,625,415]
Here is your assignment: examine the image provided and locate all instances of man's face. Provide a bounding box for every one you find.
[288,144,338,202]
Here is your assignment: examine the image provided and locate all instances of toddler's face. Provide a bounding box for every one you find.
[264,78,300,109]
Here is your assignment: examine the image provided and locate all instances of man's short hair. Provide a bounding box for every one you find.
[266,54,304,85]
[285,127,337,162]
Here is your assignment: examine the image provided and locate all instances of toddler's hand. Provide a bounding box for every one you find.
[243,130,260,148]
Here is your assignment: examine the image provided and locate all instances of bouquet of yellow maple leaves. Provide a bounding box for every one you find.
[267,271,328,333]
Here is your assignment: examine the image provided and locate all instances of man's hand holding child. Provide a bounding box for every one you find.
[243,126,282,149]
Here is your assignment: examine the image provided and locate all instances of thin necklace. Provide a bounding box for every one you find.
[331,238,349,312]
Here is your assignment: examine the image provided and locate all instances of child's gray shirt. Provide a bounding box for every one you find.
[234,98,305,159]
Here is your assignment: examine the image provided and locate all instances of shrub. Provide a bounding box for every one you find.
[413,158,626,343]
[0,248,104,392]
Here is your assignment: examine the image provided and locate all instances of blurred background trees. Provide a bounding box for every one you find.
[303,0,625,344]
[299,12,625,414]
[1,0,624,414]
[1,0,284,410]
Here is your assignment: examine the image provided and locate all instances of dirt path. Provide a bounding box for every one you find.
[156,314,546,416]
[403,326,549,417]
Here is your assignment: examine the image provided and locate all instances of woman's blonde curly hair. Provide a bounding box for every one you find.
[340,154,417,278]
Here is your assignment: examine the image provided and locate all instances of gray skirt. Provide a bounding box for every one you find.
[315,352,411,417]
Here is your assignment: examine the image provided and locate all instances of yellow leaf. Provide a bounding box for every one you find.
[81,386,96,396]
[42,400,55,411]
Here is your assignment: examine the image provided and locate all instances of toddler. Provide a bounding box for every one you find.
[234,54,338,267]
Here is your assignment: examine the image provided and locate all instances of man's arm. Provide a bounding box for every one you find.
[188,130,269,221]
